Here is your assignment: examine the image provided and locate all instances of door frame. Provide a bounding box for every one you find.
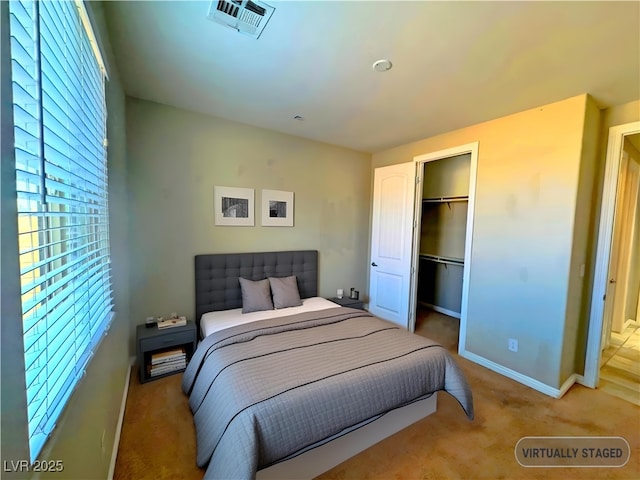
[583,121,640,388]
[410,142,479,355]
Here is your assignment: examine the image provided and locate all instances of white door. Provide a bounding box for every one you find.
[368,162,416,329]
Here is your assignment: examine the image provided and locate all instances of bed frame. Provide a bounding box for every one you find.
[193,250,437,479]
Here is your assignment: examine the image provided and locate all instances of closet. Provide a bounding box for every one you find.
[417,153,471,318]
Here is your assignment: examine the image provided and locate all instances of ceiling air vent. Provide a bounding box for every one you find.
[207,0,275,39]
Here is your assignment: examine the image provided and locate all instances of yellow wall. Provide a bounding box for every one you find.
[125,98,372,346]
[602,100,640,130]
[562,96,601,380]
[373,94,595,389]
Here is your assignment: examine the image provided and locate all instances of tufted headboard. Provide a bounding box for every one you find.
[194,250,318,331]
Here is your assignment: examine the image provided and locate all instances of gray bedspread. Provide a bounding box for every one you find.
[182,307,474,480]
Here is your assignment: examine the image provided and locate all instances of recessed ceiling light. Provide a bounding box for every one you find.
[372,59,392,72]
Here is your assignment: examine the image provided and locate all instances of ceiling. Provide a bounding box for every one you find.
[103,1,640,153]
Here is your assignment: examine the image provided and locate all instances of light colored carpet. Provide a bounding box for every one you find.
[114,310,640,479]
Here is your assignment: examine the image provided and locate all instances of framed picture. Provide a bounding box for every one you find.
[261,189,294,227]
[214,186,254,226]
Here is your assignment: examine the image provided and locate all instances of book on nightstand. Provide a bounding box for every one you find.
[151,347,186,365]
[157,317,187,329]
[149,362,186,376]
[149,348,186,376]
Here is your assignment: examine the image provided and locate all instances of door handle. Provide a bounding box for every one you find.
[609,278,616,284]
[371,262,378,267]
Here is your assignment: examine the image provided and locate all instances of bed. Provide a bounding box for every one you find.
[182,250,473,480]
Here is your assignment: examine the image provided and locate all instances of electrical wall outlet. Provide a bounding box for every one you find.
[508,338,518,352]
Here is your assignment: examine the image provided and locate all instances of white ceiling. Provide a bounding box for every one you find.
[104,1,640,153]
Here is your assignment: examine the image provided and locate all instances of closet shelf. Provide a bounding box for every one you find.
[422,195,468,203]
[419,253,464,266]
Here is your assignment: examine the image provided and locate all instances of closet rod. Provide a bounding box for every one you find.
[419,254,464,266]
[422,195,468,203]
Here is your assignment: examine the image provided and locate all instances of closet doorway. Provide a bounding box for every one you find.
[410,143,478,355]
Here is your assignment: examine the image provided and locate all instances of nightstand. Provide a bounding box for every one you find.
[136,321,197,383]
[329,296,365,310]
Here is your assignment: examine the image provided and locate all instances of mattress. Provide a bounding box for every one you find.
[199,296,339,337]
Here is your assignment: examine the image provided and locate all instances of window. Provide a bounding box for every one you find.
[8,0,112,462]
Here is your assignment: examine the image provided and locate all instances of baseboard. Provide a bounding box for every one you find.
[419,302,461,319]
[558,373,579,397]
[573,374,590,389]
[459,348,575,398]
[108,364,132,480]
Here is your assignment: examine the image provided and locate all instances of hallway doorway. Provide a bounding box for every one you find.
[585,122,640,389]
[597,133,640,405]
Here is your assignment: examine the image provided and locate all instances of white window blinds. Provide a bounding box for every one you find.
[8,0,112,462]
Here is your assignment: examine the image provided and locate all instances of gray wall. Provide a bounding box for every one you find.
[0,3,131,479]
[125,98,372,347]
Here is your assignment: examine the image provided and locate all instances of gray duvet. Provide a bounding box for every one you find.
[182,307,474,480]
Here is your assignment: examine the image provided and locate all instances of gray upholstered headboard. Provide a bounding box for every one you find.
[194,250,318,331]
